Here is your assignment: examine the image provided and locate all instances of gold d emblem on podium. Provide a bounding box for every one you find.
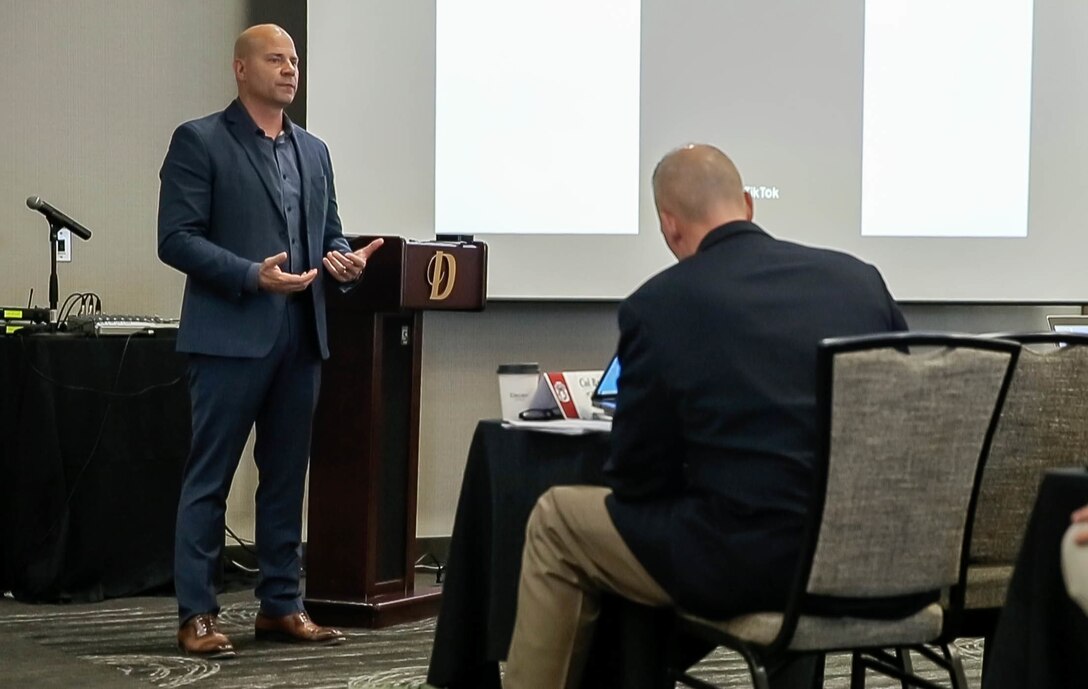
[426,251,458,301]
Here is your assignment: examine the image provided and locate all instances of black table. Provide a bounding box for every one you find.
[983,468,1088,689]
[427,421,729,689]
[0,333,190,602]
[427,421,611,688]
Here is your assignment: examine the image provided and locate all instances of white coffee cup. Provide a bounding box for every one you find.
[497,363,541,421]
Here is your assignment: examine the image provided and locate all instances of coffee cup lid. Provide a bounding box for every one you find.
[497,363,540,375]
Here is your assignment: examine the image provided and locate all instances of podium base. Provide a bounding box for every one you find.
[304,587,443,628]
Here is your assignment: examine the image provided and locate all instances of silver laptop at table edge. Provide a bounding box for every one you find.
[590,355,621,421]
[1047,314,1088,336]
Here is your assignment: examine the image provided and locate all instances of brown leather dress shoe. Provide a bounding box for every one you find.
[254,610,346,645]
[177,614,236,658]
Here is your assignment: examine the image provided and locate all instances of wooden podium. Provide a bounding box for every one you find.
[304,236,486,627]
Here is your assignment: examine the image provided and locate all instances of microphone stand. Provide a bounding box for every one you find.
[47,220,61,328]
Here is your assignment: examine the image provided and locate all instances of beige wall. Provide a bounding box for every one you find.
[1,0,244,315]
[2,3,1081,544]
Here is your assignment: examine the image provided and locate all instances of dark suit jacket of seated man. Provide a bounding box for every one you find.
[502,144,907,689]
[605,215,906,618]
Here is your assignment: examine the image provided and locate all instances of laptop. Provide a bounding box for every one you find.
[1047,314,1088,336]
[590,355,621,419]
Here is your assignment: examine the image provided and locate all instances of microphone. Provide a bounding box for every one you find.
[26,196,93,240]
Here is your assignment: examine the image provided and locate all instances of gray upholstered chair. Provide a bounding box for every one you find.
[932,332,1088,671]
[668,333,1020,689]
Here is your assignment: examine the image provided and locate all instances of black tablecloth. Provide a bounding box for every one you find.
[983,468,1088,689]
[427,421,611,689]
[427,421,715,689]
[427,422,826,689]
[0,333,190,602]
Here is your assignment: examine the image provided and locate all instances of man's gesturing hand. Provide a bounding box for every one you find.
[258,252,318,293]
[323,238,385,283]
[1073,505,1088,546]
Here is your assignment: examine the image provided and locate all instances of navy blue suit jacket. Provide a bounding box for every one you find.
[605,221,908,618]
[158,100,351,359]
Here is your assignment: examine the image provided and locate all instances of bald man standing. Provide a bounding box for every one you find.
[503,145,908,689]
[158,25,382,657]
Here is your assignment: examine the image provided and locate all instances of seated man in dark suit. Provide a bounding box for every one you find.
[502,144,907,689]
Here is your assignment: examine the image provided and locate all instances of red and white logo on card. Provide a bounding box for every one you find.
[545,372,581,419]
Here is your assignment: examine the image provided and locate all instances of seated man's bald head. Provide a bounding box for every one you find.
[652,145,746,222]
[651,144,753,259]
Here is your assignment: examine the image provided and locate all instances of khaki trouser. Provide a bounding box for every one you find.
[503,486,672,689]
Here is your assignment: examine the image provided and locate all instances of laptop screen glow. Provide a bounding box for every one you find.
[594,356,621,398]
[1047,315,1088,337]
[1053,325,1088,335]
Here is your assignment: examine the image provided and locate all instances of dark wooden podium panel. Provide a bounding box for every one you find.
[305,236,485,627]
[332,236,487,312]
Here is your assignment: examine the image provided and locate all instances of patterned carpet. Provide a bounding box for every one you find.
[0,590,432,689]
[0,589,984,688]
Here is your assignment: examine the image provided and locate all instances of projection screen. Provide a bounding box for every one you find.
[309,1,1088,302]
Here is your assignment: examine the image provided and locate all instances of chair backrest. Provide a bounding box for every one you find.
[970,333,1088,565]
[801,334,1019,604]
